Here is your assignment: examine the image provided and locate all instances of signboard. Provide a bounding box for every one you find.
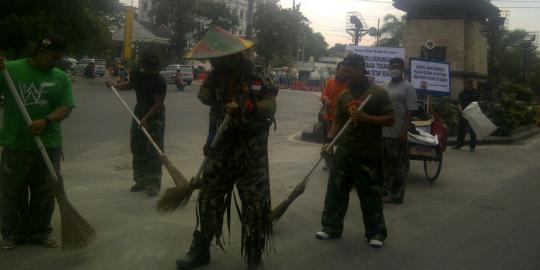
[410,58,451,96]
[345,45,405,85]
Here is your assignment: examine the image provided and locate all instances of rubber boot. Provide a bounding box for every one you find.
[176,231,210,270]
[246,238,263,270]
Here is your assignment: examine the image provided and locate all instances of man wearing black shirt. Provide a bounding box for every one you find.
[106,52,167,196]
[453,79,481,152]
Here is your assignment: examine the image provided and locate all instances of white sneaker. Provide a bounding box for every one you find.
[315,231,333,239]
[369,239,383,248]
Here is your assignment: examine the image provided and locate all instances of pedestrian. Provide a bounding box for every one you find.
[0,34,75,249]
[381,58,417,204]
[320,62,347,170]
[174,68,185,91]
[316,54,394,249]
[175,27,278,270]
[105,52,167,197]
[452,79,481,152]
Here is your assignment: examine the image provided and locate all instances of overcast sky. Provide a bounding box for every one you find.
[278,0,540,48]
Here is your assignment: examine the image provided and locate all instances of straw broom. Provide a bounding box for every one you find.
[157,114,231,212]
[109,86,189,190]
[272,94,373,221]
[2,69,96,250]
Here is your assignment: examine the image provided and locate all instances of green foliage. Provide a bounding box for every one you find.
[431,97,460,135]
[377,14,406,48]
[153,0,239,57]
[0,0,119,58]
[253,3,328,67]
[328,43,346,57]
[488,81,536,135]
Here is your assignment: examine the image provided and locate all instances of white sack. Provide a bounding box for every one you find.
[462,102,498,141]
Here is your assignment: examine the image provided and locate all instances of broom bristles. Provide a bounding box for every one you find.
[161,155,189,188]
[57,195,96,250]
[271,182,307,221]
[156,185,195,212]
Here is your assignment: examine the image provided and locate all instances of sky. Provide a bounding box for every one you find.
[278,0,540,48]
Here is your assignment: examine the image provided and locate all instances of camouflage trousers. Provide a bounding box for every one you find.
[196,132,272,256]
[320,148,387,240]
[0,148,61,241]
[382,138,410,201]
[130,105,165,189]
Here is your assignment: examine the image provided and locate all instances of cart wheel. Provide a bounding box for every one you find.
[424,150,442,182]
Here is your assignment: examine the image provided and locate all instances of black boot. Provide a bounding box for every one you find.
[246,238,263,270]
[176,231,211,270]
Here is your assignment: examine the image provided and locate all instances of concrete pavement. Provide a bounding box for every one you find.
[0,76,539,270]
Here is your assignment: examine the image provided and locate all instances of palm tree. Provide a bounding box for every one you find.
[377,14,406,47]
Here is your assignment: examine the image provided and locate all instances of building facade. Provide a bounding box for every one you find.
[394,0,500,97]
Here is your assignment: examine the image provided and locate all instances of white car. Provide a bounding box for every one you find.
[160,64,194,85]
[73,58,107,77]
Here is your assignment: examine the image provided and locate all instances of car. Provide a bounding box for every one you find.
[73,58,107,77]
[160,64,194,85]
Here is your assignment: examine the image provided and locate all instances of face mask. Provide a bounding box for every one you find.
[389,69,402,79]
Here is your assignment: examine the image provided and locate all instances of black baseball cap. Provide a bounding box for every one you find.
[389,57,405,66]
[39,34,66,52]
[342,54,366,68]
[142,52,160,67]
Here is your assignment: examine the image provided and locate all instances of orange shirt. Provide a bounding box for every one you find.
[321,77,348,121]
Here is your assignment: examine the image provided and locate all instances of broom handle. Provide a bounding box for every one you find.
[194,114,231,179]
[327,94,372,150]
[301,94,373,186]
[1,69,59,182]
[110,86,164,156]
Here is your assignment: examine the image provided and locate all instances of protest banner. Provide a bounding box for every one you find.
[345,45,405,85]
[410,58,451,96]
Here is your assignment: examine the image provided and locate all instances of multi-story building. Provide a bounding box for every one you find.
[138,0,276,36]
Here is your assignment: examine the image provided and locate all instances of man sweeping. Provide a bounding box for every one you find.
[316,54,394,248]
[0,34,75,249]
[175,26,278,270]
[106,52,166,197]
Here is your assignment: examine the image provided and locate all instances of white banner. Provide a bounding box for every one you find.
[410,59,451,96]
[345,45,405,85]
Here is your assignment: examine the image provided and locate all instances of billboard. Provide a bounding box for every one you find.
[344,45,405,85]
[410,58,451,96]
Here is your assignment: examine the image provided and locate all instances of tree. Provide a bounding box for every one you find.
[327,43,346,57]
[377,14,406,47]
[0,0,120,58]
[254,3,328,67]
[152,0,239,58]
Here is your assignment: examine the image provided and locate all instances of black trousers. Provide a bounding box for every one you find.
[456,116,477,149]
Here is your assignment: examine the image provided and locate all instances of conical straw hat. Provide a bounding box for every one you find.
[185,26,254,59]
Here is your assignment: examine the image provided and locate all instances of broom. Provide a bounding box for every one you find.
[109,86,189,190]
[272,94,373,221]
[157,114,231,212]
[2,68,96,250]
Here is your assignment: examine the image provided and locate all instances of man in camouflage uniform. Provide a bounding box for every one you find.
[316,54,394,248]
[0,34,75,249]
[176,27,277,270]
[106,52,166,197]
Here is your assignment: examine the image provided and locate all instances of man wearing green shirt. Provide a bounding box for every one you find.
[316,54,394,248]
[0,34,75,249]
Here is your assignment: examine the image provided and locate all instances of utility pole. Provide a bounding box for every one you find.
[246,0,254,38]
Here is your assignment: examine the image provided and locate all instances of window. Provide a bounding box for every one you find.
[143,3,148,11]
[240,9,244,20]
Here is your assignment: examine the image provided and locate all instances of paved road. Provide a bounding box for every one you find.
[1,76,539,270]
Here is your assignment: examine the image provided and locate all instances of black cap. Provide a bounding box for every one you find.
[342,54,366,68]
[40,34,66,52]
[141,52,160,67]
[389,57,405,66]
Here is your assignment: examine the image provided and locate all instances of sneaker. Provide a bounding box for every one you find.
[315,231,340,240]
[369,239,383,248]
[130,183,146,192]
[146,186,160,197]
[469,148,476,152]
[0,239,17,250]
[451,146,462,150]
[29,236,60,248]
